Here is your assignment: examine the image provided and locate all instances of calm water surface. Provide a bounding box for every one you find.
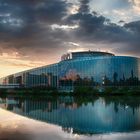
[1,95,140,140]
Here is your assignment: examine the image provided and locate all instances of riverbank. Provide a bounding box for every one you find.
[0,86,140,97]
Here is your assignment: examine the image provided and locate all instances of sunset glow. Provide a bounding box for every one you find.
[0,0,140,77]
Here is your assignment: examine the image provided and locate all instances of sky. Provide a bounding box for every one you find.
[0,0,140,77]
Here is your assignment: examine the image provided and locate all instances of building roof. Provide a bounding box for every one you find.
[71,51,115,59]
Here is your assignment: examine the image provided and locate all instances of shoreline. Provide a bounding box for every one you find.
[1,105,140,140]
[0,90,140,97]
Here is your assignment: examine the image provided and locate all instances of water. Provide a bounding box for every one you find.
[1,95,140,140]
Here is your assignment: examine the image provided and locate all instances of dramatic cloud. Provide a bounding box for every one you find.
[0,0,140,77]
[64,0,140,55]
[0,0,69,59]
[79,0,90,13]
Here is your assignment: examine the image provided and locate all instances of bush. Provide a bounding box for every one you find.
[74,86,98,95]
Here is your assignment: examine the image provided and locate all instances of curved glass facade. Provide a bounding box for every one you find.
[0,51,140,90]
[59,56,140,90]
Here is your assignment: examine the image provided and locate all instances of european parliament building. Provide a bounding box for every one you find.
[0,51,140,91]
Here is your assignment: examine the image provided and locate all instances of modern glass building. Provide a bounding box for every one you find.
[0,51,140,91]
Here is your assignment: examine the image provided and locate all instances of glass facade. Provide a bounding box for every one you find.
[0,51,140,90]
[24,63,58,88]
[59,56,140,90]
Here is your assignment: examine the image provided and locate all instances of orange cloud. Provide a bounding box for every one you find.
[0,53,46,78]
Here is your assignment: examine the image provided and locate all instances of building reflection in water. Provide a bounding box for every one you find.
[1,96,140,134]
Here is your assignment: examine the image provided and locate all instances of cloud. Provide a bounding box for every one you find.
[35,0,68,23]
[0,0,70,61]
[62,0,140,56]
[79,0,90,13]
[89,0,140,23]
[132,0,140,12]
[0,0,139,67]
